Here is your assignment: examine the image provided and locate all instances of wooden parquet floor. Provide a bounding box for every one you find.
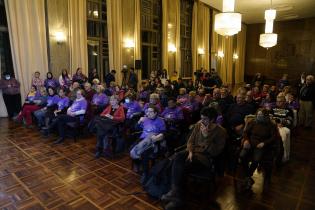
[0,118,315,210]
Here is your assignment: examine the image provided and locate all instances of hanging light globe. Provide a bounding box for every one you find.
[214,0,242,36]
[259,33,278,48]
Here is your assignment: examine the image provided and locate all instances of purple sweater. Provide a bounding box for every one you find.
[124,101,142,119]
[46,95,60,107]
[44,78,59,89]
[68,98,88,115]
[57,97,70,110]
[140,117,166,139]
[161,107,184,121]
[92,93,109,106]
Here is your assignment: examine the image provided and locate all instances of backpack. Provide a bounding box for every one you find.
[142,158,172,198]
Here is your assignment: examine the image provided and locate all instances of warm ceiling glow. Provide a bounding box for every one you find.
[124,39,135,48]
[214,0,242,36]
[198,48,205,55]
[168,43,176,53]
[233,53,239,60]
[54,31,66,43]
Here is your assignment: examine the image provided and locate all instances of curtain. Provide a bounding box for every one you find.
[162,0,168,71]
[68,0,88,75]
[235,24,247,84]
[219,36,234,84]
[134,0,142,84]
[192,2,210,72]
[191,1,198,74]
[107,0,123,84]
[5,0,49,100]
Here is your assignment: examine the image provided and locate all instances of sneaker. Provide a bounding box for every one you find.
[164,200,183,210]
[53,138,64,144]
[95,150,102,159]
[161,189,181,202]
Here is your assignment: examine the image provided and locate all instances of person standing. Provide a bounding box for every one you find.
[299,75,315,129]
[128,68,138,91]
[0,72,21,118]
[105,70,116,88]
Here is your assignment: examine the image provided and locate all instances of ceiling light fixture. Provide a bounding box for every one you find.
[259,0,278,49]
[214,0,242,36]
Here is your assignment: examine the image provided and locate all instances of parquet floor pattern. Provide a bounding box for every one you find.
[1,118,315,210]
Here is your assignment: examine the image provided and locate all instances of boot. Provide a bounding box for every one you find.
[164,200,183,210]
[53,138,64,144]
[161,186,181,202]
[95,148,103,159]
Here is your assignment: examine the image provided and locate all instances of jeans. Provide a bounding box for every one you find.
[34,108,47,127]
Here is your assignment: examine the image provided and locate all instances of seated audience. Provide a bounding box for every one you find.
[130,105,166,182]
[32,71,43,90]
[53,89,88,144]
[44,72,59,89]
[143,93,163,114]
[34,87,59,128]
[15,87,47,127]
[72,67,88,84]
[94,95,125,158]
[161,107,227,209]
[42,88,70,130]
[59,69,72,89]
[239,108,278,189]
[91,85,109,115]
[83,82,96,102]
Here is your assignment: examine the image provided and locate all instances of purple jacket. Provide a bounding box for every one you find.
[92,93,109,106]
[26,91,41,102]
[140,117,166,139]
[287,101,299,110]
[124,101,142,119]
[44,78,59,89]
[161,107,184,121]
[46,95,60,107]
[57,97,70,110]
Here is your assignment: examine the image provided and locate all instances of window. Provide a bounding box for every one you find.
[180,0,193,78]
[0,0,14,76]
[87,0,109,81]
[140,0,162,79]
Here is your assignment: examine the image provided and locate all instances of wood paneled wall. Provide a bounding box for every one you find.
[245,18,315,83]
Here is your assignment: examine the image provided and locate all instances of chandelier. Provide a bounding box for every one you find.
[214,0,242,36]
[259,2,278,48]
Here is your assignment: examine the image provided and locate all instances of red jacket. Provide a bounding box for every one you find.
[100,105,125,122]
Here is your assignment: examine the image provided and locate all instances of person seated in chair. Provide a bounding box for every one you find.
[130,105,166,182]
[34,87,59,128]
[143,93,163,114]
[91,84,109,115]
[239,108,278,190]
[94,94,125,158]
[52,89,87,144]
[271,95,293,163]
[41,88,70,132]
[161,107,227,209]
